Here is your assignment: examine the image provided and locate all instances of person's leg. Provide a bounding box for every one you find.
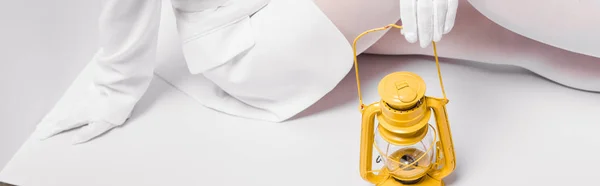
[368,0,600,92]
[467,0,600,58]
[317,0,600,92]
[156,0,353,122]
[312,0,399,54]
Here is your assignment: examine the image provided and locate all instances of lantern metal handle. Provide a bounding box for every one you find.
[352,24,448,113]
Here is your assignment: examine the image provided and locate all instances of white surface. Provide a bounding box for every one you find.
[2,54,600,186]
[0,0,101,169]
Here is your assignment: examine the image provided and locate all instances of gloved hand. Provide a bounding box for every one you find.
[34,93,123,144]
[400,0,458,48]
[32,0,163,144]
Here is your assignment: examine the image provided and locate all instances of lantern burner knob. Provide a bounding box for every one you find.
[400,154,417,167]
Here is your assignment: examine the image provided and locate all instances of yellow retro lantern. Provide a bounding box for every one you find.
[353,24,456,186]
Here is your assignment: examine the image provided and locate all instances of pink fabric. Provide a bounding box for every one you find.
[468,0,600,58]
[315,0,600,91]
[312,0,399,54]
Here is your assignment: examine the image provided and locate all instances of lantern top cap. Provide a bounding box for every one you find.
[378,71,426,110]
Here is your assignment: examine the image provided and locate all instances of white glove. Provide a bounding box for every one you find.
[400,0,458,48]
[33,0,162,144]
[34,93,123,144]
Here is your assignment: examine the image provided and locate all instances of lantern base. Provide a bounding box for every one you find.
[377,175,443,186]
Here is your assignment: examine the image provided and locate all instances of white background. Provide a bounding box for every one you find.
[0,0,101,169]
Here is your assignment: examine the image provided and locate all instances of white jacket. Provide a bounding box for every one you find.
[92,0,353,125]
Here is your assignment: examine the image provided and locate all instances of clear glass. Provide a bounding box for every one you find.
[373,124,436,180]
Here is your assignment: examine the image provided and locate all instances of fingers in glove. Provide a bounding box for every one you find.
[444,0,459,34]
[400,0,418,43]
[433,0,448,42]
[72,121,116,144]
[36,117,89,140]
[36,100,97,140]
[417,0,434,48]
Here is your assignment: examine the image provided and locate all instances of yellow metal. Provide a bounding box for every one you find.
[360,103,386,184]
[425,97,456,180]
[376,170,444,186]
[355,24,456,186]
[378,72,426,110]
[377,97,430,146]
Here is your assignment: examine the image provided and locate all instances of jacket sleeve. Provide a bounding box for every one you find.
[90,0,162,125]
